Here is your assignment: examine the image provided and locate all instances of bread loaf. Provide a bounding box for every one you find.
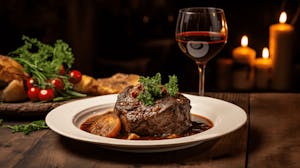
[73,73,140,95]
[96,73,140,95]
[0,55,29,102]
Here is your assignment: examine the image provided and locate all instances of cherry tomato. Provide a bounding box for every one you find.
[26,77,36,88]
[51,78,64,91]
[27,87,40,101]
[68,70,82,84]
[39,88,55,101]
[131,91,138,98]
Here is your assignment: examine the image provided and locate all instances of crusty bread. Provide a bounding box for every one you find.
[0,55,29,102]
[73,73,140,96]
[1,79,27,102]
[72,74,99,95]
[96,73,140,95]
[0,55,29,83]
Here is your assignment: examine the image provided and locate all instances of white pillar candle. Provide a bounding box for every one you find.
[255,47,272,90]
[269,11,295,91]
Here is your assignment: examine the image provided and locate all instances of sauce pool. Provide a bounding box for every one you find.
[80,112,213,140]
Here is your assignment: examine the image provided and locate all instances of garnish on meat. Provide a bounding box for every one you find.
[136,72,178,106]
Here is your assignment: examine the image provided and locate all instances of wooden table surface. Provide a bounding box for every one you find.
[0,92,299,168]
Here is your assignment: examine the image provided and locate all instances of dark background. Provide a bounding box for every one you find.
[0,0,299,93]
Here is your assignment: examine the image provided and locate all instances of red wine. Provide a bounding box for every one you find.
[176,31,227,63]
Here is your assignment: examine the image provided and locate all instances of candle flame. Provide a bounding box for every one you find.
[262,47,269,59]
[241,35,248,47]
[279,11,287,23]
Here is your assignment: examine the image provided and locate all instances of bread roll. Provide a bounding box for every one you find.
[1,79,27,102]
[0,55,29,83]
[0,55,29,102]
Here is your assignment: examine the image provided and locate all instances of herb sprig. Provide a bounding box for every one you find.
[137,73,179,106]
[8,35,86,101]
[2,120,48,135]
[9,35,74,83]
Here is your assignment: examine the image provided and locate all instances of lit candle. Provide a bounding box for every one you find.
[269,11,295,90]
[255,47,272,90]
[232,35,255,90]
[232,35,256,65]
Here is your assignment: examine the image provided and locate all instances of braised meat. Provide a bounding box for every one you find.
[114,85,192,137]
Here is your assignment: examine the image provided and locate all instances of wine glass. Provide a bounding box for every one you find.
[175,7,228,96]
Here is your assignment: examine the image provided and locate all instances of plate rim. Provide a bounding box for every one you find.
[45,93,247,152]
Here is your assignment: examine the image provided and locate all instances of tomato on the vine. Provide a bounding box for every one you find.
[39,88,55,101]
[51,78,64,91]
[68,69,82,84]
[26,77,36,88]
[27,87,40,101]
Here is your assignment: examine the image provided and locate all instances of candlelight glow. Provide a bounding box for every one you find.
[262,47,269,59]
[241,35,248,47]
[279,11,287,24]
[220,20,227,34]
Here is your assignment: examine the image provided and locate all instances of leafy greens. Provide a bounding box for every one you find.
[9,35,74,81]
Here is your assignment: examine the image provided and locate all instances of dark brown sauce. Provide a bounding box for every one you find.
[80,112,213,140]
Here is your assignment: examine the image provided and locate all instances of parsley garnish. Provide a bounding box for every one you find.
[137,73,179,106]
[165,75,179,96]
[3,120,48,135]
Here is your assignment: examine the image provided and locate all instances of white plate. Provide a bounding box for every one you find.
[45,93,247,153]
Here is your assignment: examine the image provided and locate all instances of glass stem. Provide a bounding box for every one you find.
[197,63,206,96]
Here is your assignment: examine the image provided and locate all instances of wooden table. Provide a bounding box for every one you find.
[1,93,299,168]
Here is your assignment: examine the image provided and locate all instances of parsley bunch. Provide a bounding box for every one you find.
[137,73,179,106]
[8,35,86,101]
[9,35,74,86]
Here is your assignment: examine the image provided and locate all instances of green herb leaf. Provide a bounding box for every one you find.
[165,75,179,96]
[137,73,179,106]
[3,120,48,135]
[0,119,3,125]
